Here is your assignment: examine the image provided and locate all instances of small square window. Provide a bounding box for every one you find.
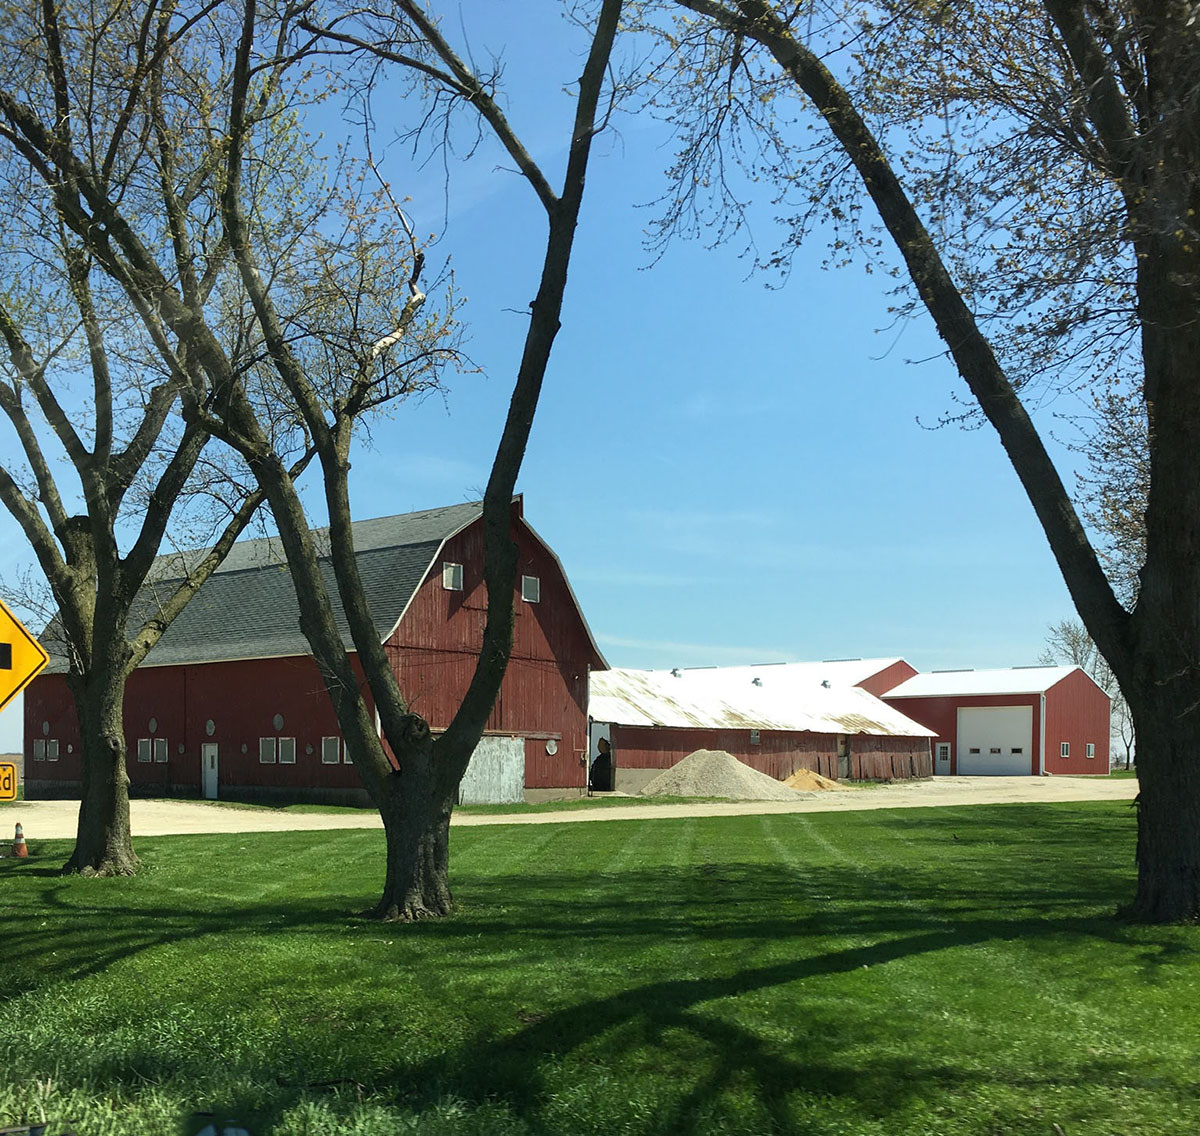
[259,737,277,764]
[968,747,981,754]
[47,739,59,762]
[989,747,1001,754]
[278,737,296,765]
[1011,747,1023,754]
[33,739,45,761]
[442,562,463,591]
[137,738,152,763]
[1060,742,1070,758]
[321,736,340,765]
[1086,742,1095,759]
[749,729,760,745]
[521,575,540,603]
[153,738,168,763]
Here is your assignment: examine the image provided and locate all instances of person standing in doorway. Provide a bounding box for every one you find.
[590,736,614,792]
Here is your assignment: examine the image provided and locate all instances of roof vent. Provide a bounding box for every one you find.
[751,677,762,686]
[821,679,831,688]
[670,668,681,678]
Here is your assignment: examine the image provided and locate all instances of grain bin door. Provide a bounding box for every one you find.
[956,706,1033,775]
[457,736,525,804]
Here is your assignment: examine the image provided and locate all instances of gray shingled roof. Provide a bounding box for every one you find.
[42,500,483,672]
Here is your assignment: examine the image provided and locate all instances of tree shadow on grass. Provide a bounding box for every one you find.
[0,809,1186,1135]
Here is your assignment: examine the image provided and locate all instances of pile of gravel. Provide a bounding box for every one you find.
[783,768,847,792]
[639,749,805,801]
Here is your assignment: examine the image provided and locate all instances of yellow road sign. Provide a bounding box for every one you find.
[0,762,15,801]
[0,597,48,713]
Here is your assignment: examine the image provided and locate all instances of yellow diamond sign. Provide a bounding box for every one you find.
[0,597,48,713]
[0,762,15,801]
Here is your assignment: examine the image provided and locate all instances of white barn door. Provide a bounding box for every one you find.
[956,706,1033,775]
[457,736,525,804]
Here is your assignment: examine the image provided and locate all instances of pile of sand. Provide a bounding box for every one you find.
[783,768,847,792]
[639,749,804,801]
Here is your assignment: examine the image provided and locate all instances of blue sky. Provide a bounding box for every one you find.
[0,2,1084,751]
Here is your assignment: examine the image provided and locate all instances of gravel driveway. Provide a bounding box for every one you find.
[2,775,1138,840]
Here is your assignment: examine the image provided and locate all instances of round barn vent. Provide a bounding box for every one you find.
[205,719,215,737]
[273,713,284,731]
[148,717,157,734]
[42,720,49,736]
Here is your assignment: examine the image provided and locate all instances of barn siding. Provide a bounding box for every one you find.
[608,725,930,783]
[1044,671,1110,773]
[883,692,1043,775]
[386,516,598,790]
[25,655,369,801]
[848,734,933,780]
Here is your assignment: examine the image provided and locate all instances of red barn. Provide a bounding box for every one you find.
[881,666,1110,775]
[25,498,605,804]
[588,661,935,790]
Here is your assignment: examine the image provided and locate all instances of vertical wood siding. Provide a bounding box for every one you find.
[387,515,600,788]
[24,655,368,799]
[608,726,931,781]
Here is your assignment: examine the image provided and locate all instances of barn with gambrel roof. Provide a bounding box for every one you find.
[25,498,605,804]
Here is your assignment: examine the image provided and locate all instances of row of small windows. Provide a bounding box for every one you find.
[442,562,540,603]
[34,736,353,764]
[262,736,351,765]
[962,743,1097,759]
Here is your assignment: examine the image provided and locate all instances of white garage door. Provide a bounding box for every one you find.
[956,706,1033,775]
[457,736,526,804]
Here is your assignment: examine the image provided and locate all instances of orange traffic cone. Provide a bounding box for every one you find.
[12,822,27,858]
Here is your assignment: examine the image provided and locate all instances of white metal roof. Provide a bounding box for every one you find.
[883,665,1080,698]
[589,666,936,738]
[670,657,908,690]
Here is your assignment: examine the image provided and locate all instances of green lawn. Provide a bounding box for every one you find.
[1,802,1196,1136]
[188,794,730,817]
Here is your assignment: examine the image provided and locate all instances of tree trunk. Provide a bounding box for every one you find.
[1123,684,1200,922]
[367,722,458,921]
[374,789,455,921]
[63,671,138,876]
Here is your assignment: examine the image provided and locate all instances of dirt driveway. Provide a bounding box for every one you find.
[3,775,1137,840]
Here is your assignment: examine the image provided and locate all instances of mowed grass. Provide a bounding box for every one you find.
[1,803,1197,1136]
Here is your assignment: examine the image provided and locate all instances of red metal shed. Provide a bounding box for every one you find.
[25,498,605,804]
[882,666,1110,775]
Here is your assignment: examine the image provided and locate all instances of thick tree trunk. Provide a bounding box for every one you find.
[374,788,455,921]
[63,672,138,876]
[366,720,459,921]
[1124,690,1200,922]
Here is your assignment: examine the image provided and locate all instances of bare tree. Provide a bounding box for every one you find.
[0,0,450,874]
[652,0,1200,919]
[187,0,626,919]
